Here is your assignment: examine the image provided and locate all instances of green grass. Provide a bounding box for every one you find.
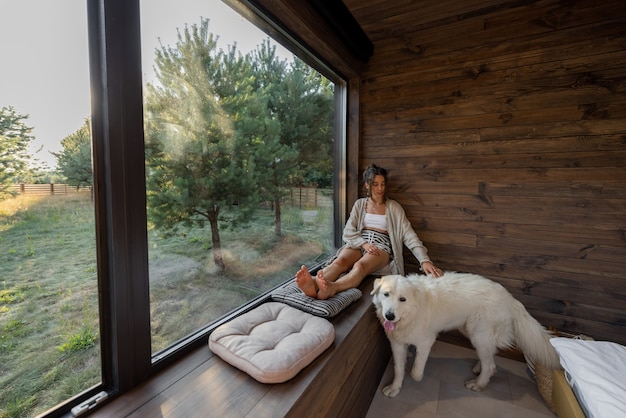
[0,192,333,418]
[0,194,100,418]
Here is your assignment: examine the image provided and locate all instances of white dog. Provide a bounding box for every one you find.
[371,272,560,397]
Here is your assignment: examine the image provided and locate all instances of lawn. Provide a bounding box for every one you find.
[0,192,333,418]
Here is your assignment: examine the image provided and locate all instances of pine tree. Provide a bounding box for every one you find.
[281,57,334,188]
[145,18,261,272]
[248,40,297,236]
[0,106,34,198]
[144,18,335,270]
[53,119,93,191]
[251,43,334,234]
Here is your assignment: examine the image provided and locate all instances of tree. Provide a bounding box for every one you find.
[144,18,336,269]
[280,57,334,188]
[216,44,285,209]
[250,40,292,236]
[145,18,263,272]
[53,119,93,190]
[251,42,334,235]
[0,106,34,198]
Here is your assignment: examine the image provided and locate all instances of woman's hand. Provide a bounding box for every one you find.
[422,261,443,278]
[363,243,381,256]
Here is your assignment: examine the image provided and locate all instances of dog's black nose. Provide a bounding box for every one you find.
[385,312,395,321]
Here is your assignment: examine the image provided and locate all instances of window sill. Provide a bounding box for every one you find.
[90,277,390,417]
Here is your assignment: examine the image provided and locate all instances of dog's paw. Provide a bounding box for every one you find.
[464,378,486,392]
[382,384,401,398]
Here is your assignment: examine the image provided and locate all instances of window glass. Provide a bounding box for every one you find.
[140,1,336,354]
[0,1,99,417]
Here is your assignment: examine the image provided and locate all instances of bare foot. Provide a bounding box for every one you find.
[315,270,336,300]
[295,265,317,297]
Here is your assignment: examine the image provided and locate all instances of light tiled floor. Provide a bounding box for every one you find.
[366,341,555,418]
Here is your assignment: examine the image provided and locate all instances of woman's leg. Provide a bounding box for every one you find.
[320,248,363,282]
[316,252,390,299]
[295,247,362,297]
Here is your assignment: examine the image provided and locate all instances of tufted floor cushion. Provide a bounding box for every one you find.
[208,302,335,383]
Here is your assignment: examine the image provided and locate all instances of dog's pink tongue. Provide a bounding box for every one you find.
[384,320,395,331]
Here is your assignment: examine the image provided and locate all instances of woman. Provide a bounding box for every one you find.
[296,164,443,299]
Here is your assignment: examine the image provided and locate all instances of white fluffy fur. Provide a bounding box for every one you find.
[371,271,560,397]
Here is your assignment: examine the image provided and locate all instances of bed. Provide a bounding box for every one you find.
[552,369,585,418]
[549,337,626,418]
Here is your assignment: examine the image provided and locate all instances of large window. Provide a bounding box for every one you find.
[0,1,345,416]
[0,2,99,417]
[140,1,338,355]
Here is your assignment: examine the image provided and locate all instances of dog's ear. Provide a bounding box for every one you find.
[371,278,382,295]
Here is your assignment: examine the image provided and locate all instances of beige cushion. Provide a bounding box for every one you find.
[208,302,334,383]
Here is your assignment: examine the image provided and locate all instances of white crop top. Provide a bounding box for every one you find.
[364,213,387,231]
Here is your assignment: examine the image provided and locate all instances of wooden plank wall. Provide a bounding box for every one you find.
[350,0,626,344]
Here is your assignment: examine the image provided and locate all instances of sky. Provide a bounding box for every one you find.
[0,0,290,169]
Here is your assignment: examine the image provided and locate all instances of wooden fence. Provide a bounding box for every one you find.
[9,184,92,195]
[9,184,330,208]
[286,187,332,209]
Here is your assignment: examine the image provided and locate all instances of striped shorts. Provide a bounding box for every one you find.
[361,229,392,257]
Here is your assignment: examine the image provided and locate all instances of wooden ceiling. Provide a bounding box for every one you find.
[342,0,533,42]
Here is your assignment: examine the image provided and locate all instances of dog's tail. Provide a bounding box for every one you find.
[512,300,561,370]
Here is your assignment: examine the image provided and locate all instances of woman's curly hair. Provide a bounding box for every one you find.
[363,164,388,199]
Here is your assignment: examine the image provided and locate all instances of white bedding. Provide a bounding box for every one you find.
[550,337,626,418]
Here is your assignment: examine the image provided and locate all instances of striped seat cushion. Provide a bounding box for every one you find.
[271,281,362,317]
